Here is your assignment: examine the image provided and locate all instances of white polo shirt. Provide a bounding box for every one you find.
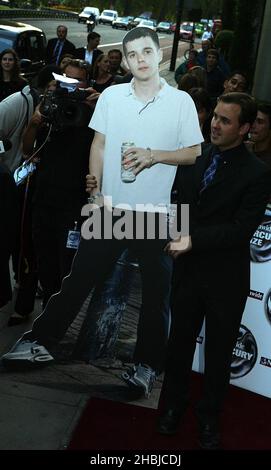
[89,78,203,211]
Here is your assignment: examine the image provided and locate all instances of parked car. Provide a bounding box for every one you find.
[156,22,172,34]
[0,20,46,82]
[195,22,204,37]
[127,17,143,30]
[136,19,156,31]
[78,7,100,24]
[179,22,194,41]
[112,16,132,30]
[99,10,118,25]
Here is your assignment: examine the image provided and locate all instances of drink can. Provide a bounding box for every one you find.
[121,142,136,182]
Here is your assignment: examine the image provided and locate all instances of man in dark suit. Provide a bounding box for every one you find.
[157,93,271,449]
[46,25,76,65]
[75,32,102,67]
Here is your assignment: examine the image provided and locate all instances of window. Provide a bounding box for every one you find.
[0,37,13,53]
[16,34,29,59]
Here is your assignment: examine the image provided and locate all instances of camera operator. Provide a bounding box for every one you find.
[23,59,99,308]
[0,65,61,326]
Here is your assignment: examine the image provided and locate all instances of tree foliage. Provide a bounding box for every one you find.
[221,0,237,30]
[228,0,262,80]
[41,0,223,21]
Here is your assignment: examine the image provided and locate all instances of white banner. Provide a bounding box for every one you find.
[193,205,271,398]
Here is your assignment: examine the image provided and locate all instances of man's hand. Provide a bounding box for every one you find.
[86,174,98,193]
[122,147,154,175]
[30,105,44,128]
[84,87,100,108]
[164,235,192,259]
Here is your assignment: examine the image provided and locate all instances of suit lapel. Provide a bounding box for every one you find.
[194,148,212,193]
[200,145,248,197]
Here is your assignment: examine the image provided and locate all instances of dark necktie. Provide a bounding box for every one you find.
[53,40,62,65]
[200,153,222,192]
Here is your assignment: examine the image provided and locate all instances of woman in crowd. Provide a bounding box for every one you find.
[92,54,114,93]
[0,48,27,102]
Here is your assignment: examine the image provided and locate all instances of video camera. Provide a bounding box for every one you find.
[40,86,92,130]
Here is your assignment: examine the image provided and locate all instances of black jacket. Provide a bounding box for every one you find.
[46,38,76,64]
[174,143,271,294]
[75,47,103,66]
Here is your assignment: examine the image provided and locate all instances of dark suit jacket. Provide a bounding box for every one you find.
[46,38,76,64]
[75,47,103,66]
[174,143,271,296]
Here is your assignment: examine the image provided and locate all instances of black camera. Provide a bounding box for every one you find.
[40,87,92,129]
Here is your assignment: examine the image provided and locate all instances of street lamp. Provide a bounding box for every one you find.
[170,0,184,71]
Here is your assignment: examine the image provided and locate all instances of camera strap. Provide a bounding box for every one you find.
[20,87,39,129]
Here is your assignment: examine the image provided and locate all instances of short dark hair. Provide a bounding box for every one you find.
[188,87,212,113]
[63,59,91,82]
[218,92,257,126]
[57,25,67,33]
[37,64,61,89]
[227,70,249,90]
[257,102,271,129]
[177,73,199,92]
[123,27,160,56]
[206,48,219,61]
[108,49,122,60]
[87,31,101,43]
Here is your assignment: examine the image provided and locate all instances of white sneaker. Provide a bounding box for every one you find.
[2,339,54,369]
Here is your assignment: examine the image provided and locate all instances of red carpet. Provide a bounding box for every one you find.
[68,372,271,451]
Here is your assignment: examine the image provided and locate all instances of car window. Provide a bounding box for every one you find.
[182,24,193,31]
[16,33,29,59]
[29,33,46,61]
[0,37,13,52]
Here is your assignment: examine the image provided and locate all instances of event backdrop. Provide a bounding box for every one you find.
[192,204,271,398]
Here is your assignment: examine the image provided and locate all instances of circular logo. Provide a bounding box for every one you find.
[264,289,271,324]
[250,209,271,263]
[231,325,257,379]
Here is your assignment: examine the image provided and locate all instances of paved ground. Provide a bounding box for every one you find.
[0,268,164,450]
[0,64,181,451]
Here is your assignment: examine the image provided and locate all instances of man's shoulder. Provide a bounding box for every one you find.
[248,147,271,174]
[65,39,76,49]
[163,82,193,102]
[102,83,130,99]
[0,85,30,107]
[47,37,56,45]
[95,49,103,56]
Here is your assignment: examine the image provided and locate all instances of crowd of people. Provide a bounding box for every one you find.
[0,24,271,451]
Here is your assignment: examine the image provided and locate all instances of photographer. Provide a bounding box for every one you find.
[0,65,61,326]
[23,59,99,308]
